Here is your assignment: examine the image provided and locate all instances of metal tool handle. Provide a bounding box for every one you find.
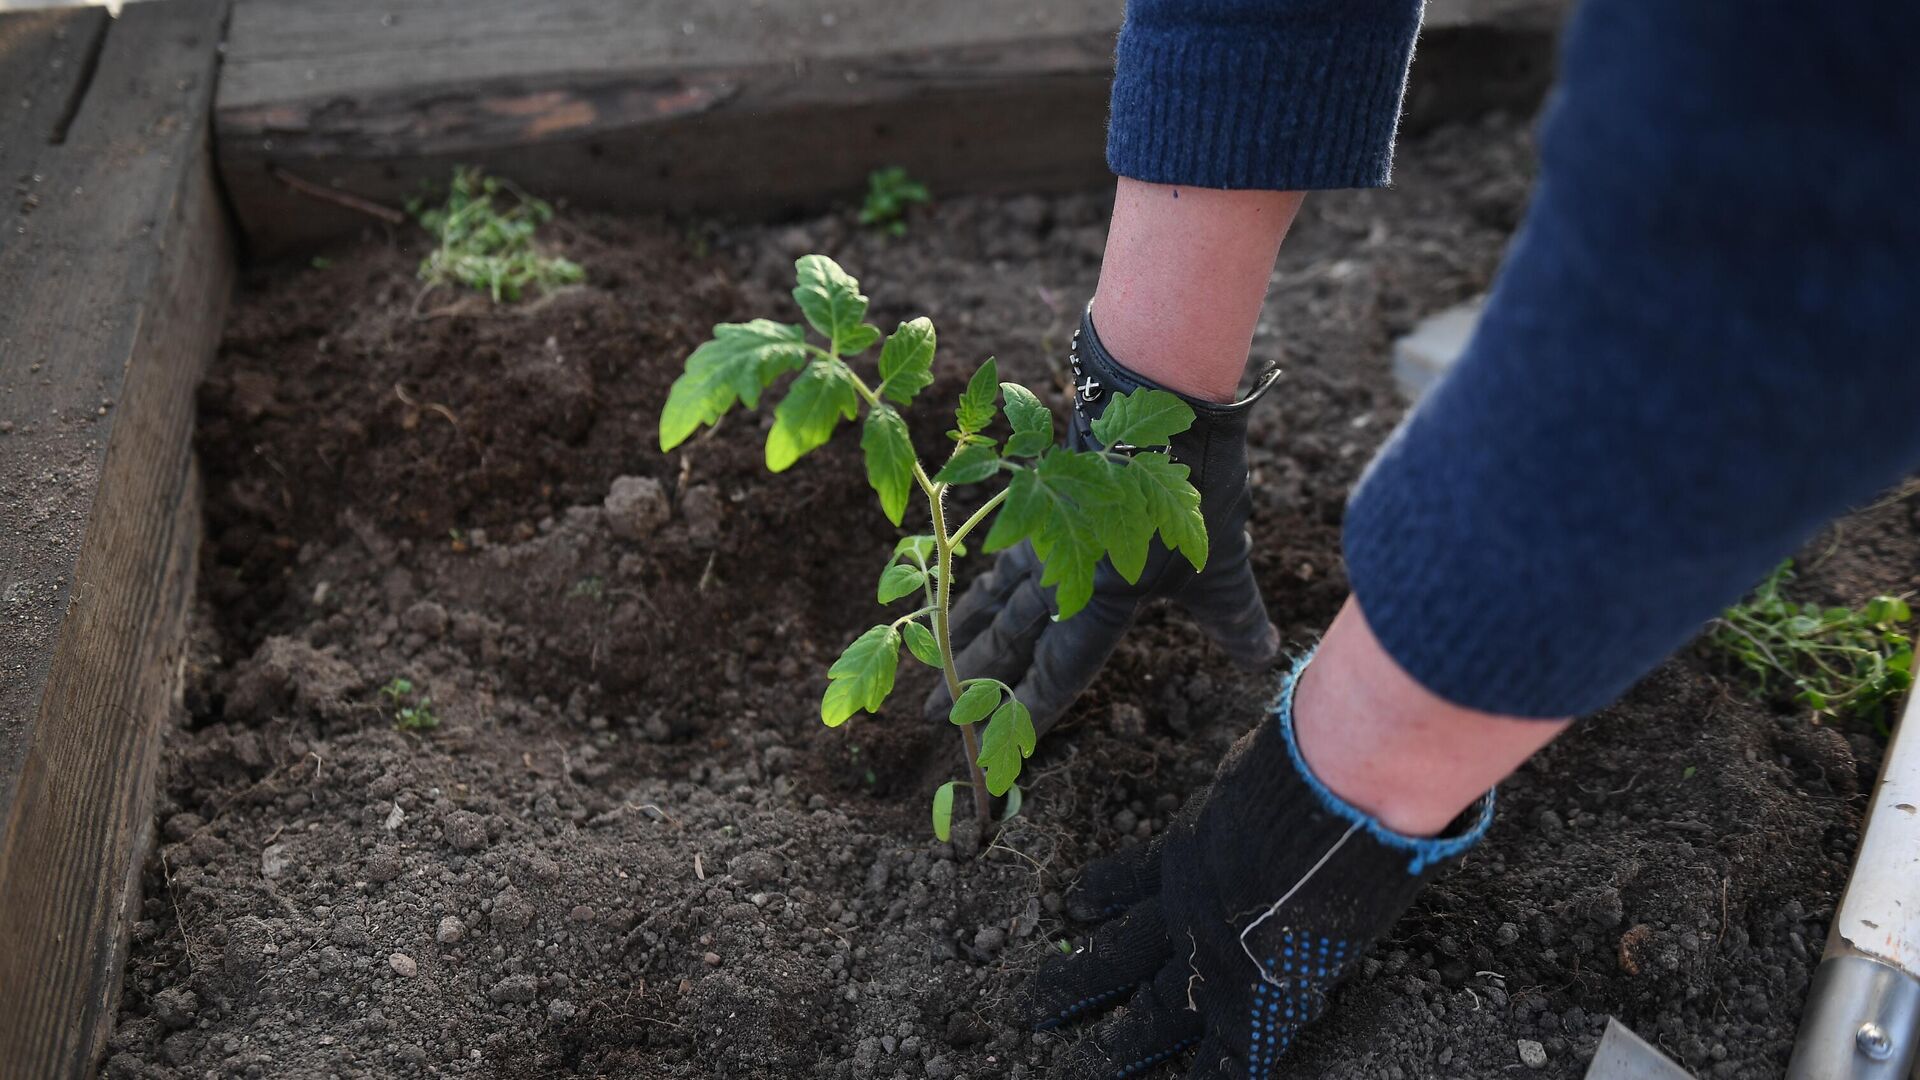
[1785,646,1920,1080]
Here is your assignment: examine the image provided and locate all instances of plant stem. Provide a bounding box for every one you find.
[949,488,1010,548]
[929,483,994,834]
[840,356,992,833]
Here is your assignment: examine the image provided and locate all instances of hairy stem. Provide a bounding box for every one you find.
[842,355,992,832]
[930,484,994,833]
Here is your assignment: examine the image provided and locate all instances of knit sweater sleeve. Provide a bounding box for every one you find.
[1106,0,1425,190]
[1341,0,1920,718]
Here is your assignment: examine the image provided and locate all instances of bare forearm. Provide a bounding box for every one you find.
[1093,179,1304,403]
[1294,596,1570,836]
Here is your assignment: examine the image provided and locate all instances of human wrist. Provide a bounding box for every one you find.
[1292,597,1566,836]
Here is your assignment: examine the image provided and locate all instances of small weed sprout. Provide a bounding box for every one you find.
[1711,559,1914,724]
[410,166,584,302]
[660,256,1209,839]
[381,677,440,733]
[858,167,930,237]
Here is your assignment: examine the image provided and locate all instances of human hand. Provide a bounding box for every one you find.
[1027,655,1494,1079]
[924,307,1280,737]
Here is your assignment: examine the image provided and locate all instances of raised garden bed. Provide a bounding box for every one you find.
[99,115,1917,1080]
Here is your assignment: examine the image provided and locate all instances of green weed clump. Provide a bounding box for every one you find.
[1711,559,1913,724]
[410,166,584,302]
[381,677,439,732]
[858,167,930,236]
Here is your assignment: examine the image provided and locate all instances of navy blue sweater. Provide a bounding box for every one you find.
[1109,0,1920,717]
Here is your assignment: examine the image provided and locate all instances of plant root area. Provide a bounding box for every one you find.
[106,118,1919,1080]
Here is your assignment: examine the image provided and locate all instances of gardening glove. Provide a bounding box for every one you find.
[1028,652,1495,1080]
[925,305,1281,737]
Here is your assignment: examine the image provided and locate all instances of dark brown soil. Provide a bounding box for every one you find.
[104,115,1919,1080]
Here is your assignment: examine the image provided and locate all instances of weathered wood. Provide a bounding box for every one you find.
[0,1,232,1076]
[0,0,111,815]
[216,0,1566,255]
[0,6,109,164]
[217,0,1123,254]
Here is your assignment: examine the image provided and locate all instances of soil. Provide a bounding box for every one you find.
[103,112,1920,1080]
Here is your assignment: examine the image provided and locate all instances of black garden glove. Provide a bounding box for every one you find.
[1028,653,1495,1080]
[925,306,1281,737]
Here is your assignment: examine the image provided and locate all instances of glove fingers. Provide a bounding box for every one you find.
[1053,963,1204,1080]
[1065,836,1165,922]
[1177,540,1278,671]
[947,542,1040,656]
[1027,898,1173,1032]
[1017,589,1137,739]
[1185,1036,1234,1080]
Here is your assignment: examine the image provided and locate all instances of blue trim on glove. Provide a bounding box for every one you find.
[1272,650,1496,874]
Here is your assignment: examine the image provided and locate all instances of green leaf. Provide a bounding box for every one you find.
[660,320,810,450]
[878,563,927,604]
[767,362,859,472]
[1866,596,1912,626]
[1098,504,1153,585]
[839,323,882,356]
[902,620,943,667]
[860,406,916,525]
[791,255,875,354]
[949,681,1001,726]
[878,318,936,406]
[981,469,1047,554]
[1090,388,1195,449]
[1000,383,1053,457]
[934,443,1001,485]
[1038,516,1105,619]
[955,358,1000,436]
[982,449,1125,618]
[932,781,962,842]
[1000,783,1024,822]
[893,535,937,567]
[976,698,1036,796]
[821,625,900,727]
[1128,452,1209,572]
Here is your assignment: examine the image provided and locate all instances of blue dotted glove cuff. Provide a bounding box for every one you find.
[1272,648,1496,874]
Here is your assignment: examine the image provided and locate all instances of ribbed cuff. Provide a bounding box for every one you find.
[1106,6,1422,191]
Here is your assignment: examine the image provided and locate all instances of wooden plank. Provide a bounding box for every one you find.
[215,0,1566,255]
[0,5,109,165]
[219,0,1116,106]
[216,0,1123,253]
[0,1,233,1076]
[0,0,111,813]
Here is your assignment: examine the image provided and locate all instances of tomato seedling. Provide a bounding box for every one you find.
[660,256,1208,838]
